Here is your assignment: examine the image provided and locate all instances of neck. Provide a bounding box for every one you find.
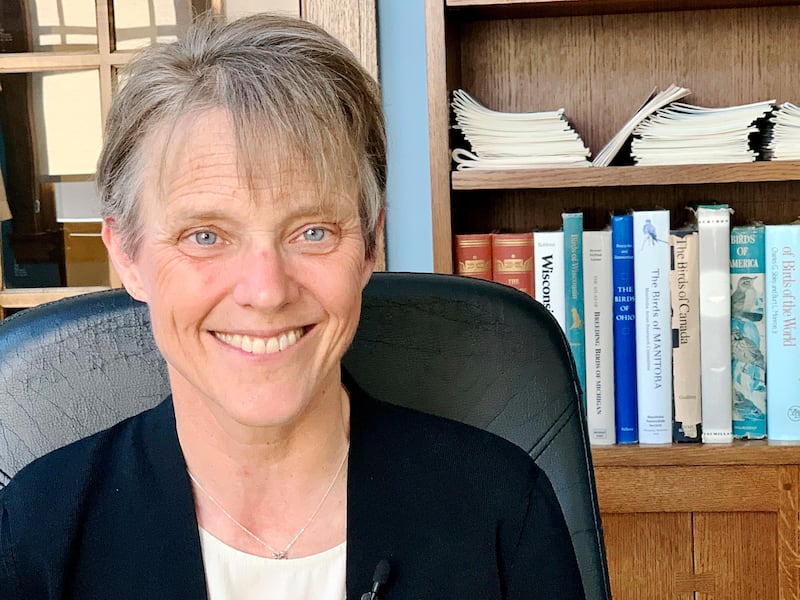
[172,380,351,558]
[174,383,350,494]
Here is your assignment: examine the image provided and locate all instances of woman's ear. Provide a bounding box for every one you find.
[102,218,149,302]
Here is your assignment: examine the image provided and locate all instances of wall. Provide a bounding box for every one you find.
[377,0,434,272]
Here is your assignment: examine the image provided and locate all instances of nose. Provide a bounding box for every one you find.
[231,244,300,310]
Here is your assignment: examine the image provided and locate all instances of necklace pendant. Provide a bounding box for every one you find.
[272,551,288,560]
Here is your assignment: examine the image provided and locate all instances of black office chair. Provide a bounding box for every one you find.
[0,272,611,599]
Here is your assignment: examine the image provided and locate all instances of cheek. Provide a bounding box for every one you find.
[142,251,231,308]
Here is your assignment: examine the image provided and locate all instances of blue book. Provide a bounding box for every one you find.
[611,214,638,444]
[765,224,800,440]
[730,225,767,439]
[562,211,586,401]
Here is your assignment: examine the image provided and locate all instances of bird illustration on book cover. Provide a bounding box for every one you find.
[731,276,763,321]
[640,219,669,249]
[731,321,766,423]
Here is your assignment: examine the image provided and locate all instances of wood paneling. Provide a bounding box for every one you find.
[302,0,377,78]
[694,512,779,600]
[301,0,384,271]
[596,465,778,513]
[595,449,800,599]
[603,512,694,600]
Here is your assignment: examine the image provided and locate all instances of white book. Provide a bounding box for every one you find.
[633,209,673,444]
[534,230,566,332]
[582,230,616,445]
[697,205,734,443]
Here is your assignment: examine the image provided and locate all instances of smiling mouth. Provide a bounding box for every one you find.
[213,327,306,355]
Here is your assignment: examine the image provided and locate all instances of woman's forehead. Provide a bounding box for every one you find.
[144,109,356,207]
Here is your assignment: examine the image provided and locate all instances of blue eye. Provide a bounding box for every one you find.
[194,231,218,245]
[303,228,326,242]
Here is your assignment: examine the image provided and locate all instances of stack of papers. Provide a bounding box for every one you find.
[630,99,775,166]
[593,84,691,167]
[450,89,590,170]
[762,102,800,161]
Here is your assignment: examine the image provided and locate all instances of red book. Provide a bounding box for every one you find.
[492,233,534,296]
[454,234,492,280]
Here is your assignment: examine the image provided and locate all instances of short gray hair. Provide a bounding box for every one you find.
[97,13,386,259]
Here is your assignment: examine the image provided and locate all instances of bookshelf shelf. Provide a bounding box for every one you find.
[446,0,800,19]
[452,161,800,190]
[592,440,800,468]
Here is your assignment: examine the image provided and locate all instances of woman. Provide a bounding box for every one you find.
[0,13,584,599]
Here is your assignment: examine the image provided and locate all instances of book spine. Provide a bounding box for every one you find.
[611,214,638,444]
[730,225,767,440]
[492,233,534,296]
[633,209,672,444]
[669,229,702,442]
[534,230,566,332]
[583,230,616,444]
[454,234,493,280]
[765,225,800,440]
[698,205,733,443]
[562,212,586,398]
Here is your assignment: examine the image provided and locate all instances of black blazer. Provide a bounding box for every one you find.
[0,376,584,599]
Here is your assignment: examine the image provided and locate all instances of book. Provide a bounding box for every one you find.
[454,234,493,280]
[534,230,566,332]
[765,224,800,440]
[669,228,702,442]
[633,209,672,444]
[582,230,616,444]
[730,224,767,439]
[592,84,691,167]
[492,233,533,296]
[611,214,638,444]
[697,205,733,443]
[562,211,586,397]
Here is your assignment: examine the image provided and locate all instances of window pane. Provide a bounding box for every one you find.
[0,70,107,289]
[223,1,299,19]
[0,0,98,53]
[113,0,207,50]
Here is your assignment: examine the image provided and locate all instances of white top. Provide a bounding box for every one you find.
[198,528,347,600]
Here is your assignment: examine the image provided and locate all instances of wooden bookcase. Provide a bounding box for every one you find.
[425,1,800,598]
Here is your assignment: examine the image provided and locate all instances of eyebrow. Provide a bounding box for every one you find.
[165,202,348,224]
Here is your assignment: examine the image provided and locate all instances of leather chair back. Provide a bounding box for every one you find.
[0,272,611,599]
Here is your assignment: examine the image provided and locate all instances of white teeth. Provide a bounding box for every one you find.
[214,328,304,355]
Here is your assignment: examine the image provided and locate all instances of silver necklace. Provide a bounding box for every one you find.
[187,444,349,560]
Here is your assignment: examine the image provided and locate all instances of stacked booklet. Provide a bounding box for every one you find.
[592,84,691,167]
[450,89,590,170]
[762,102,800,160]
[629,99,775,166]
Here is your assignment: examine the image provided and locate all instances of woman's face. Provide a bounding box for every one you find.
[104,110,375,434]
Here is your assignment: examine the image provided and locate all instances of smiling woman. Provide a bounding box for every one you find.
[0,12,585,600]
